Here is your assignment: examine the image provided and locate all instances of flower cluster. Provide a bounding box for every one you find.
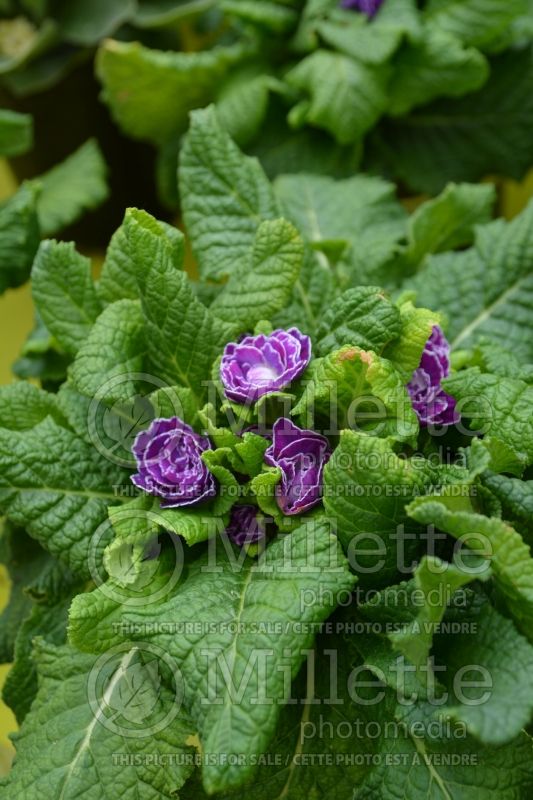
[131,324,457,538]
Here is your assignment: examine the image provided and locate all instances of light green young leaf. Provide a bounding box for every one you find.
[444,368,533,464]
[382,300,441,378]
[179,105,279,280]
[293,346,419,444]
[210,218,303,332]
[32,240,102,355]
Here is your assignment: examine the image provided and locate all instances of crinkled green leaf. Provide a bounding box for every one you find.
[1,642,195,799]
[179,105,279,280]
[316,287,402,356]
[409,200,533,361]
[69,299,147,404]
[69,520,356,794]
[210,218,303,333]
[293,346,419,444]
[0,417,129,577]
[31,240,102,356]
[0,381,62,430]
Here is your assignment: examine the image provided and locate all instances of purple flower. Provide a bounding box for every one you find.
[131,417,216,507]
[341,0,384,18]
[225,505,266,547]
[220,328,311,404]
[407,326,459,427]
[264,418,331,515]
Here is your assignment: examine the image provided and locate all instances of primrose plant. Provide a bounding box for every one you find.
[1,108,533,799]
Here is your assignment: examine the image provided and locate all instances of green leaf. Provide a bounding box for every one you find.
[216,70,279,147]
[0,108,33,156]
[98,207,184,304]
[316,287,402,356]
[69,520,356,794]
[407,495,533,639]
[323,432,439,584]
[126,209,229,399]
[34,139,109,236]
[31,240,102,356]
[315,0,420,65]
[388,30,488,116]
[382,300,441,378]
[69,299,147,404]
[56,0,136,45]
[378,48,533,194]
[424,0,527,50]
[433,601,533,745]
[179,105,279,280]
[404,182,496,267]
[387,556,489,667]
[355,699,533,800]
[481,472,533,524]
[222,0,298,32]
[443,368,533,465]
[274,172,406,287]
[0,417,129,578]
[1,642,195,799]
[0,523,50,663]
[210,218,303,332]
[3,558,83,722]
[409,200,533,361]
[286,50,389,145]
[0,182,40,294]
[293,346,419,445]
[96,38,251,145]
[0,381,62,430]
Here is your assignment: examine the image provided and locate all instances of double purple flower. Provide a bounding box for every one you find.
[341,0,384,18]
[265,418,331,515]
[131,417,216,507]
[220,328,311,404]
[407,326,459,427]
